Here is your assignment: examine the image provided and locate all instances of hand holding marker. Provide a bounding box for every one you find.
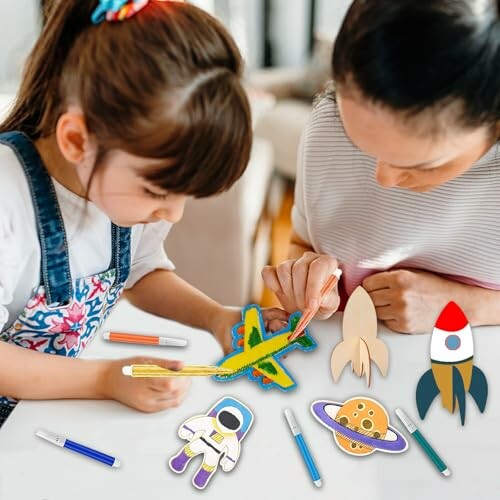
[290,268,342,341]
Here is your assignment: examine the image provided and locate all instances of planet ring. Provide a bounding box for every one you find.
[311,401,408,453]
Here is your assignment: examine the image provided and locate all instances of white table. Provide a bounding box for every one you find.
[0,301,498,500]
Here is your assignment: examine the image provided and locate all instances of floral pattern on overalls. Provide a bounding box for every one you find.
[0,132,131,427]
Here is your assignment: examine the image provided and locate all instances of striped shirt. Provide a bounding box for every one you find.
[292,95,500,296]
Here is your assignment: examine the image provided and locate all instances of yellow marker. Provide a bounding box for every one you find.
[121,364,234,378]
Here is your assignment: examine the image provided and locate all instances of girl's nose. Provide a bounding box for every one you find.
[153,196,187,224]
[375,161,407,188]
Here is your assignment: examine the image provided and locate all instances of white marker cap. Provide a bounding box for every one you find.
[122,366,133,376]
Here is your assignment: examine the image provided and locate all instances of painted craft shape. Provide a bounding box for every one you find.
[330,286,389,386]
[311,397,408,456]
[213,304,317,391]
[169,397,254,490]
[416,301,488,426]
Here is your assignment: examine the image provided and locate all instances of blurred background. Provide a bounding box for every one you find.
[0,0,352,309]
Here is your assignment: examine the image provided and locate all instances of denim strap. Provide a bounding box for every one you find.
[0,132,72,306]
[110,219,131,287]
[0,132,131,299]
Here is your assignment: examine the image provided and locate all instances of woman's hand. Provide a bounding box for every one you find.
[363,269,462,334]
[100,356,190,413]
[261,252,340,320]
[210,305,290,355]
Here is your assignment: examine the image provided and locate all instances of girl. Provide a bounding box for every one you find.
[0,0,287,427]
[263,0,500,334]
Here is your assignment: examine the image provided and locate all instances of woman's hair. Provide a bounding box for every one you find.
[332,0,500,129]
[0,1,251,197]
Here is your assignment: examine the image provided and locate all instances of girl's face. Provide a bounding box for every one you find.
[81,150,188,228]
[337,93,494,192]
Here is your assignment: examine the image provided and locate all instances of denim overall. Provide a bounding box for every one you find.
[0,132,131,427]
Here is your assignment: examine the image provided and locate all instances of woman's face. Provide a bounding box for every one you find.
[337,93,494,192]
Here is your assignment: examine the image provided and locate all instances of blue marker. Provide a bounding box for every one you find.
[36,429,121,468]
[284,409,322,487]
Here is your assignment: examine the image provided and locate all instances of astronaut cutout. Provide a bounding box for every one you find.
[169,397,254,489]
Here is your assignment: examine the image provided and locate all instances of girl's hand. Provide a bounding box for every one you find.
[210,306,290,355]
[261,252,340,320]
[363,269,459,334]
[101,356,190,413]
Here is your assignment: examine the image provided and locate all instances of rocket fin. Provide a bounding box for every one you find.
[416,369,439,420]
[365,337,389,377]
[452,366,466,426]
[357,337,371,386]
[468,365,488,413]
[330,338,357,382]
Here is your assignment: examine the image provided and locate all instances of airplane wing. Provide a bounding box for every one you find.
[251,357,295,389]
[243,306,265,351]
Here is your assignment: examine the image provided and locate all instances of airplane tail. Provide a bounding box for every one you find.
[416,369,439,420]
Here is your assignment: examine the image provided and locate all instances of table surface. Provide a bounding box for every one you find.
[0,301,498,500]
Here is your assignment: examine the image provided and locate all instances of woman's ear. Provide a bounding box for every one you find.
[55,111,95,165]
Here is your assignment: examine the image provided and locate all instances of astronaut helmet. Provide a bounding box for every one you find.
[216,406,243,433]
[209,397,254,438]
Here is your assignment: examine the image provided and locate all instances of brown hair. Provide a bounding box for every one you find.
[0,1,252,197]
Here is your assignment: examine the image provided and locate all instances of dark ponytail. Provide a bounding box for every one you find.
[332,0,500,129]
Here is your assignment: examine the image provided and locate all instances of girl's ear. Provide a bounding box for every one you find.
[55,110,95,165]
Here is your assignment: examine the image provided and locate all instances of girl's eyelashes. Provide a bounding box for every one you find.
[143,187,169,200]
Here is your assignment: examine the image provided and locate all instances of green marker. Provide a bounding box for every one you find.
[395,408,451,477]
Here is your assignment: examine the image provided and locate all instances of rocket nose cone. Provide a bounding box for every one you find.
[434,301,469,331]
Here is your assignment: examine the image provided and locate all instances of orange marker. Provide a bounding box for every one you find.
[289,268,343,341]
[102,331,188,347]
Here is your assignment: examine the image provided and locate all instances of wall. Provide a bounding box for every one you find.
[315,0,352,39]
[0,0,40,92]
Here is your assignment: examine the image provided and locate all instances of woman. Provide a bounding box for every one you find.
[263,0,500,333]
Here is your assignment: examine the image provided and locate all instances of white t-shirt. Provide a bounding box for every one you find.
[0,143,175,332]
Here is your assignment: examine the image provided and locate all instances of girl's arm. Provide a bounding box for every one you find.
[0,340,107,399]
[0,340,189,412]
[124,269,289,354]
[124,269,225,333]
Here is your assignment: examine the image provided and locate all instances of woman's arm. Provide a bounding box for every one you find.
[288,230,315,259]
[363,268,500,333]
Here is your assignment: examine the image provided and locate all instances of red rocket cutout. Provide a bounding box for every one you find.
[416,301,488,425]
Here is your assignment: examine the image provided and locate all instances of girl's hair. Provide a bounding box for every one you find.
[0,1,252,197]
[332,0,500,129]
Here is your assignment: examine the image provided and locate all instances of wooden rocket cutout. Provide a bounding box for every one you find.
[330,286,389,386]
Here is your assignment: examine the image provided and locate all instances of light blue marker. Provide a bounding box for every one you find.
[284,408,322,487]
